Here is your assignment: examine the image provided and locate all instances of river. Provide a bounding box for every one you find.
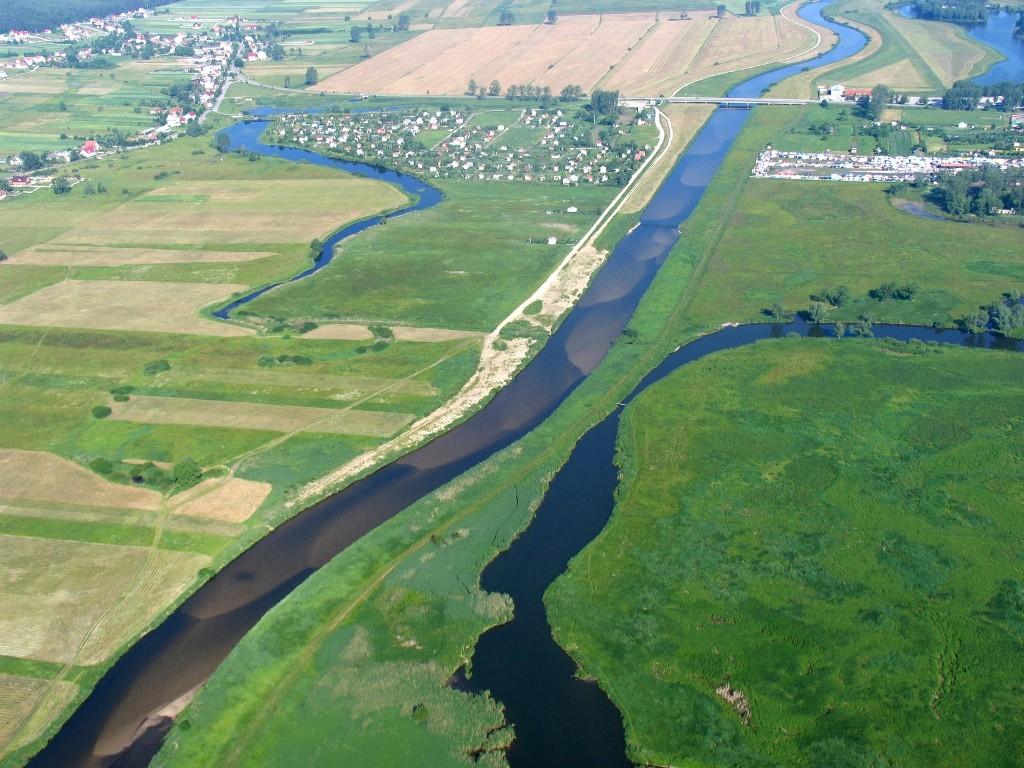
[28,4,873,765]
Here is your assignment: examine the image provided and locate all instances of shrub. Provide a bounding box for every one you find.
[368,324,394,339]
[870,282,919,301]
[92,405,112,419]
[89,457,114,474]
[143,359,171,375]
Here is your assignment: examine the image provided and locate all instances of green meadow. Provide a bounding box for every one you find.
[246,178,617,331]
[678,105,1024,330]
[549,338,1024,767]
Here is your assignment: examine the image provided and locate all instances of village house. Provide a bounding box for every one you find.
[80,140,100,158]
[817,84,874,103]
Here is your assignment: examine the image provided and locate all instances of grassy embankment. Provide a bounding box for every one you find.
[815,0,1001,93]
[549,338,1024,767]
[154,101,1023,764]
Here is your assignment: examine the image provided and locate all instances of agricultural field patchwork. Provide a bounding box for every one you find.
[0,63,192,157]
[0,125,493,760]
[549,338,1024,768]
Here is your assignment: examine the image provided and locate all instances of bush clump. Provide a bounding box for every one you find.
[91,405,112,419]
[144,359,172,375]
[172,458,203,489]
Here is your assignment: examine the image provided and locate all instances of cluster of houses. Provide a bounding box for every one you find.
[817,83,941,107]
[275,108,649,186]
[0,6,251,106]
[752,148,1024,182]
[1,7,157,73]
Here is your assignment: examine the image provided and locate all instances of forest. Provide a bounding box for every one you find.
[1,0,179,32]
[942,80,1024,110]
[911,0,988,21]
[934,166,1024,217]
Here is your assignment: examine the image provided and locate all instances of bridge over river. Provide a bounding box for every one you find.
[623,95,818,108]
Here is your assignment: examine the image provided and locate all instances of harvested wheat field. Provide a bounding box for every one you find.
[48,179,406,247]
[317,10,822,96]
[0,449,161,511]
[0,534,208,664]
[0,280,250,336]
[169,477,272,524]
[304,323,483,342]
[602,14,718,95]
[11,245,276,267]
[110,394,415,437]
[846,58,932,90]
[673,13,818,90]
[0,676,78,753]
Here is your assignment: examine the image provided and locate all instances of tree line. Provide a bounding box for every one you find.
[466,79,586,103]
[1,0,179,32]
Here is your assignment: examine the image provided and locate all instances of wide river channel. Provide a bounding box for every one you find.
[29,4,1020,766]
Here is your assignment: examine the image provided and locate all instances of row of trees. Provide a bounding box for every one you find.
[349,20,405,42]
[942,80,1024,111]
[504,84,556,106]
[465,79,586,103]
[743,1,762,15]
[765,301,876,336]
[912,0,988,21]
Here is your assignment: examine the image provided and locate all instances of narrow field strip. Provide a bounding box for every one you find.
[110,394,416,437]
[11,246,277,267]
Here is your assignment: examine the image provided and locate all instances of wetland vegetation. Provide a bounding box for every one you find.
[549,338,1024,767]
